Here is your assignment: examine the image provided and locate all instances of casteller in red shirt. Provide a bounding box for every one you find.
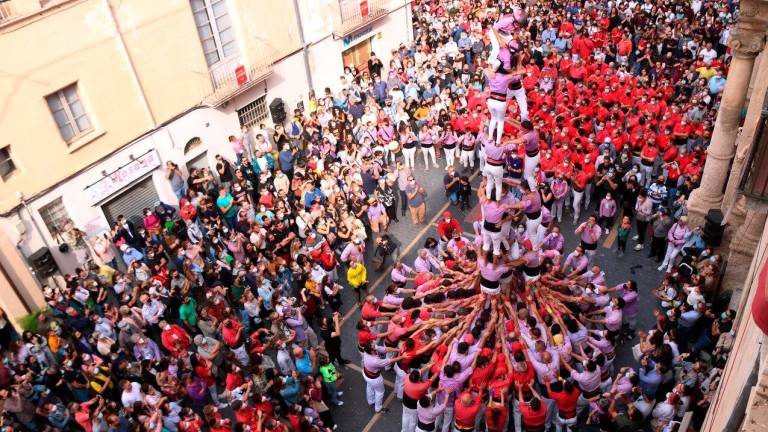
[519,398,547,431]
[357,325,378,350]
[485,402,508,432]
[454,390,483,428]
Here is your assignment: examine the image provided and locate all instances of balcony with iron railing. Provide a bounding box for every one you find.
[334,0,391,37]
[203,54,273,106]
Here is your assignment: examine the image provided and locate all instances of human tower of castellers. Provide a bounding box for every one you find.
[3,1,733,431]
[358,5,728,432]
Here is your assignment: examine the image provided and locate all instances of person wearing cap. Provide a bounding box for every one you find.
[119,243,143,266]
[367,195,389,234]
[132,333,162,362]
[340,237,365,264]
[437,211,462,243]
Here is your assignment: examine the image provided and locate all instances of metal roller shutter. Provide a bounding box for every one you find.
[101,175,160,228]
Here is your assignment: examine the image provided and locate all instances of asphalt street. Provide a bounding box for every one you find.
[321,162,665,432]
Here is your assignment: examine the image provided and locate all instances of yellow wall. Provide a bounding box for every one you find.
[0,230,46,329]
[0,0,153,213]
[111,0,214,123]
[0,0,301,214]
[230,0,301,64]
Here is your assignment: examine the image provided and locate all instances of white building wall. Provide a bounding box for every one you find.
[1,129,179,273]
[164,105,241,170]
[260,50,310,117]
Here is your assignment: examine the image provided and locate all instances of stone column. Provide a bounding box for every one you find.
[722,42,768,214]
[687,0,768,226]
[721,207,768,296]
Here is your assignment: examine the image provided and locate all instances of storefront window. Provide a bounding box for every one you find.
[342,37,372,72]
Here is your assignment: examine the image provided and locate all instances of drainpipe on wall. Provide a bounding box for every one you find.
[106,0,158,128]
[291,0,314,94]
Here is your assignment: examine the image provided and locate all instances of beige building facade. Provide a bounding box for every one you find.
[0,0,413,323]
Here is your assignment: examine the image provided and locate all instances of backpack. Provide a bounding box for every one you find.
[290,121,301,137]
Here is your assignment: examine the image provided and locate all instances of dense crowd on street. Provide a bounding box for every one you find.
[0,0,742,431]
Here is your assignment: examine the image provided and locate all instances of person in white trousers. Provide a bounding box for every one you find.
[517,121,539,188]
[551,175,569,222]
[482,138,516,201]
[362,345,402,413]
[459,132,476,169]
[440,124,459,169]
[660,216,690,272]
[401,125,419,170]
[486,96,508,144]
[478,179,511,256]
[484,29,514,144]
[418,125,439,170]
[506,59,529,122]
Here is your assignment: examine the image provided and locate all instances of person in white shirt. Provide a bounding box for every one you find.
[121,381,145,408]
[389,86,405,106]
[685,284,705,308]
[699,42,718,65]
[651,393,679,429]
[692,0,703,15]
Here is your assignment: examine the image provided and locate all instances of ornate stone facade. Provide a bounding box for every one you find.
[687,0,768,228]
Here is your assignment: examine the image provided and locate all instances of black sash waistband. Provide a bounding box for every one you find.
[480,276,500,288]
[526,150,540,157]
[526,209,541,219]
[486,159,503,166]
[364,368,381,379]
[417,420,435,431]
[403,393,418,409]
[483,220,502,232]
[489,92,507,101]
[523,265,541,276]
[581,240,598,251]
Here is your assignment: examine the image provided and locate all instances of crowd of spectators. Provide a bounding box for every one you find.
[0,0,742,431]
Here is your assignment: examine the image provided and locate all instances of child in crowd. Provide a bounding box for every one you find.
[617,215,632,257]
